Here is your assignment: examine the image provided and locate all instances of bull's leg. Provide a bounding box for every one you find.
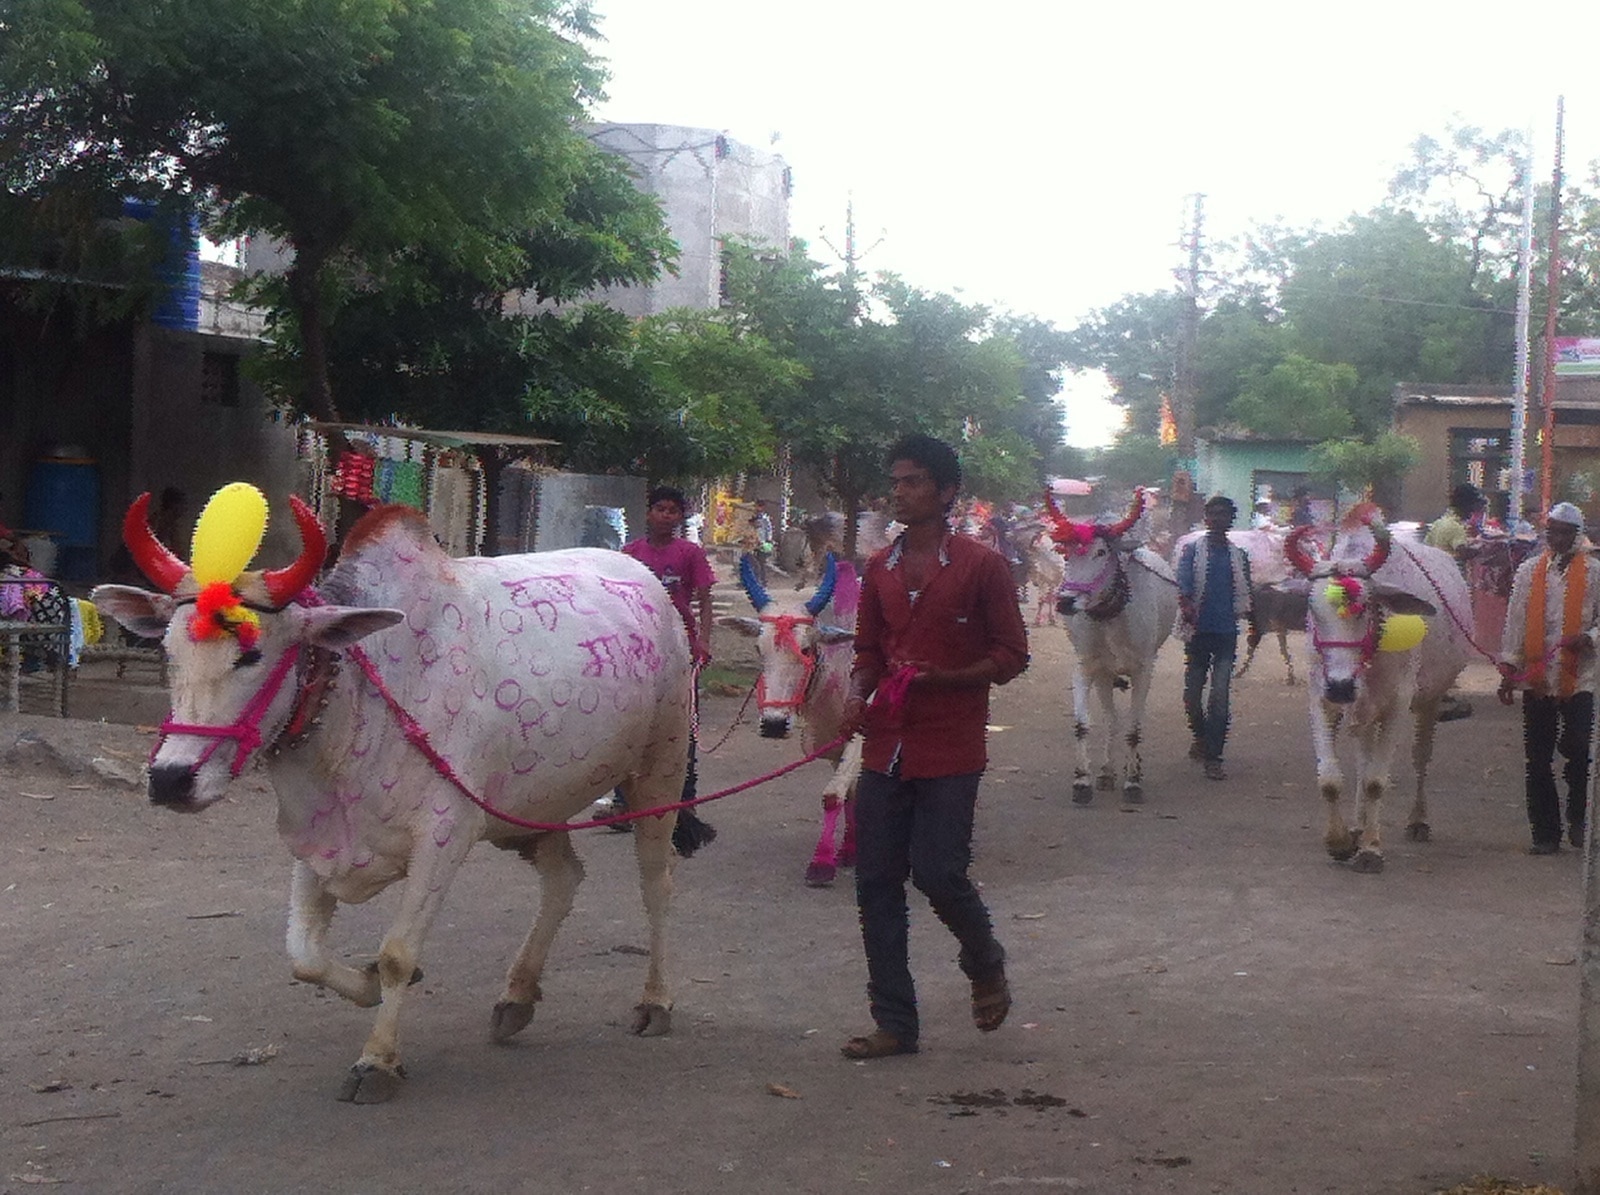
[1233,636,1258,680]
[339,814,476,1103]
[1122,667,1154,803]
[627,786,676,1037]
[1351,715,1398,873]
[1095,677,1120,792]
[286,860,385,1007]
[1311,701,1357,861]
[1071,666,1095,804]
[1278,630,1296,686]
[806,802,842,887]
[491,831,585,1043]
[1405,698,1441,842]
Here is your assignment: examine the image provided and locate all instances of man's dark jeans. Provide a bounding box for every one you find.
[1522,689,1594,846]
[853,768,1005,1044]
[1183,631,1237,761]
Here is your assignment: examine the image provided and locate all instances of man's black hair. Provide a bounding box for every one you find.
[646,485,689,511]
[1449,483,1483,515]
[1204,494,1237,516]
[886,433,961,493]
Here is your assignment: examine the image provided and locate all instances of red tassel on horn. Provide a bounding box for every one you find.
[262,496,327,607]
[123,492,187,593]
[1041,488,1074,538]
[1285,525,1319,576]
[1101,487,1146,538]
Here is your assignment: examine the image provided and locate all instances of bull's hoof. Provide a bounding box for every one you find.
[1095,773,1115,792]
[804,861,836,888]
[631,1003,672,1037]
[491,999,536,1043]
[336,1061,407,1104]
[1350,849,1385,874]
[363,961,425,986]
[1326,836,1359,863]
[1405,821,1430,842]
[1122,784,1144,805]
[1071,783,1094,805]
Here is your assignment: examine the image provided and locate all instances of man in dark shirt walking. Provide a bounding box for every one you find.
[836,434,1030,1059]
[1176,495,1256,781]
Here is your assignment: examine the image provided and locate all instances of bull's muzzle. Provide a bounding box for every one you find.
[759,715,792,739]
[1056,595,1076,617]
[1324,678,1357,705]
[149,763,200,810]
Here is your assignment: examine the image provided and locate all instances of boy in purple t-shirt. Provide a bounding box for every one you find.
[613,486,718,855]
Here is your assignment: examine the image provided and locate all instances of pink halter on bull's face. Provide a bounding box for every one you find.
[1287,517,1435,704]
[93,485,397,812]
[1043,488,1145,619]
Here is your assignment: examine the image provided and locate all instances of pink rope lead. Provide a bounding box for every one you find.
[341,648,917,834]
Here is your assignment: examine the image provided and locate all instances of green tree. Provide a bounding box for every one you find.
[1306,432,1421,513]
[1227,354,1358,440]
[0,0,648,428]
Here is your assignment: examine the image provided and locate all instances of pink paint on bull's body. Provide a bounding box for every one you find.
[94,504,693,1103]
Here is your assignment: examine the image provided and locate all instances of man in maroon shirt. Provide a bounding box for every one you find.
[837,434,1030,1059]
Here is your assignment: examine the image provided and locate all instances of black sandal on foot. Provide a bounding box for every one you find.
[971,973,1011,1032]
[840,1029,918,1059]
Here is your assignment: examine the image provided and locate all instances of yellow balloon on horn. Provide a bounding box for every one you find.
[1378,613,1428,653]
[190,483,270,586]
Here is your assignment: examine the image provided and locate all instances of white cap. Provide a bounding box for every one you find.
[1548,501,1585,528]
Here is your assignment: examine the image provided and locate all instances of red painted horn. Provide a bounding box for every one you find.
[1100,487,1146,538]
[1041,488,1074,539]
[1362,521,1392,574]
[123,492,187,594]
[262,496,328,606]
[1285,525,1319,577]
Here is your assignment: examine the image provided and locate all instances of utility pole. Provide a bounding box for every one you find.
[819,194,885,298]
[1539,98,1565,519]
[1173,194,1205,460]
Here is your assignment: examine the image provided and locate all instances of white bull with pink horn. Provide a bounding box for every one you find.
[719,552,864,887]
[1044,487,1179,803]
[92,489,694,1101]
[1287,518,1471,872]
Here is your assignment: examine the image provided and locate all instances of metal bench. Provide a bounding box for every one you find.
[0,578,71,716]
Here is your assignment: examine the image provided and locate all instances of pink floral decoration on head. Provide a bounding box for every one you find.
[1050,520,1098,556]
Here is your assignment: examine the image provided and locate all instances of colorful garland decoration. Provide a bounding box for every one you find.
[192,579,262,651]
[1324,576,1365,619]
[1051,520,1098,556]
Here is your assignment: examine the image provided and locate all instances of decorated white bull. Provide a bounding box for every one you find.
[1287,519,1471,872]
[93,487,694,1102]
[1043,488,1180,803]
[719,553,863,887]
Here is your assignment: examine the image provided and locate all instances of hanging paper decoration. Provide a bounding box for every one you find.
[332,450,376,504]
[191,482,269,586]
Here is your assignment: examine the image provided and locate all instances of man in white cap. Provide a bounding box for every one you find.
[1497,502,1600,853]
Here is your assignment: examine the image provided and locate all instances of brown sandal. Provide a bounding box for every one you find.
[840,1029,918,1059]
[972,973,1011,1032]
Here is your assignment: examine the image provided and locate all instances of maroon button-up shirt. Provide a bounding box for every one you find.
[853,529,1030,778]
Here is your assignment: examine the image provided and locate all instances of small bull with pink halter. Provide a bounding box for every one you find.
[1287,519,1471,872]
[1042,487,1179,804]
[93,488,695,1102]
[719,552,864,887]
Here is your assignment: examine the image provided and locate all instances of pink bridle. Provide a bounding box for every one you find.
[756,612,818,712]
[1057,550,1116,596]
[152,642,304,777]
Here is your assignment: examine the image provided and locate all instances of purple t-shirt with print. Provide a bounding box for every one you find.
[621,536,715,637]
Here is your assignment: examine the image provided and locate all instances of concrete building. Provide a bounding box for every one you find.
[578,123,792,317]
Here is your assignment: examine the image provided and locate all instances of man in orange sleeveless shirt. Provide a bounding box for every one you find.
[1498,502,1600,854]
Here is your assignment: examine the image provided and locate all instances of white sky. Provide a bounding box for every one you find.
[590,0,1600,446]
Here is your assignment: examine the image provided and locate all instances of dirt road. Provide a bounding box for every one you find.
[0,624,1585,1194]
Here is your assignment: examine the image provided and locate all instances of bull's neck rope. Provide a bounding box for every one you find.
[154,643,303,777]
[753,611,819,712]
[1057,554,1116,596]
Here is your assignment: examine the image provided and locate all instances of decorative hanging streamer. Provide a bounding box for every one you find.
[191,580,261,651]
[190,483,269,586]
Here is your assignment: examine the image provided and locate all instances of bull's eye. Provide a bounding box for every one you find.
[233,649,264,669]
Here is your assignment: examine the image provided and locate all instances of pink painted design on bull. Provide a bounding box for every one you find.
[579,632,664,681]
[292,789,376,869]
[502,574,597,631]
[597,576,663,628]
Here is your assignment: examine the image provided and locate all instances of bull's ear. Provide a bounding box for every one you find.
[91,585,176,639]
[816,624,855,645]
[299,606,405,648]
[1372,584,1436,618]
[716,615,763,638]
